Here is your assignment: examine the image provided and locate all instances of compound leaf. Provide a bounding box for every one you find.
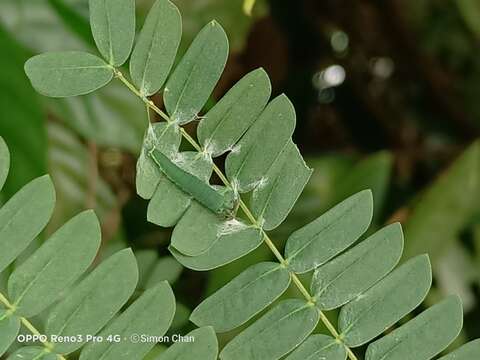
[220,299,319,360]
[311,222,403,310]
[197,68,271,157]
[25,51,114,97]
[130,0,182,96]
[285,190,373,274]
[284,334,346,360]
[79,281,175,360]
[225,94,296,193]
[0,175,55,273]
[45,249,138,354]
[191,262,291,332]
[8,210,101,317]
[365,296,463,360]
[164,21,228,124]
[89,0,135,66]
[339,255,432,347]
[156,327,218,360]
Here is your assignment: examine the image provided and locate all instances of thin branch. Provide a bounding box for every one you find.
[113,68,359,360]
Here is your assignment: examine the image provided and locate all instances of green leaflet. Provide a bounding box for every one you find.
[136,123,182,199]
[197,68,272,157]
[338,255,432,347]
[89,0,135,66]
[24,51,114,97]
[7,347,59,360]
[225,94,296,193]
[164,21,229,124]
[8,210,101,317]
[79,281,175,360]
[220,299,319,360]
[156,327,218,360]
[149,149,236,216]
[285,190,373,274]
[45,249,138,354]
[365,296,463,360]
[171,202,251,256]
[144,257,183,288]
[284,334,346,360]
[250,140,312,230]
[147,151,213,226]
[130,0,182,96]
[169,226,263,271]
[439,339,480,360]
[0,311,20,357]
[311,223,404,310]
[0,136,9,191]
[0,175,55,273]
[190,262,291,332]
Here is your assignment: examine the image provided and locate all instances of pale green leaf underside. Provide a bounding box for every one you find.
[130,0,182,96]
[284,334,346,360]
[170,226,262,271]
[438,339,480,360]
[251,140,312,230]
[164,21,228,124]
[8,210,101,317]
[197,68,272,157]
[225,94,296,192]
[136,123,181,199]
[156,327,218,360]
[311,222,404,310]
[220,299,319,360]
[190,262,291,332]
[7,347,59,360]
[339,254,432,347]
[0,312,20,357]
[79,281,175,360]
[89,0,135,66]
[0,136,9,192]
[171,202,254,256]
[0,175,55,273]
[24,51,113,97]
[366,296,463,360]
[147,151,213,227]
[45,249,138,354]
[285,190,373,274]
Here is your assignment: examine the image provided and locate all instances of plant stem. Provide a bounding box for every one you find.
[0,291,67,359]
[114,69,359,360]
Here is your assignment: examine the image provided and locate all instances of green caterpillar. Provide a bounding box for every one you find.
[149,148,237,216]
